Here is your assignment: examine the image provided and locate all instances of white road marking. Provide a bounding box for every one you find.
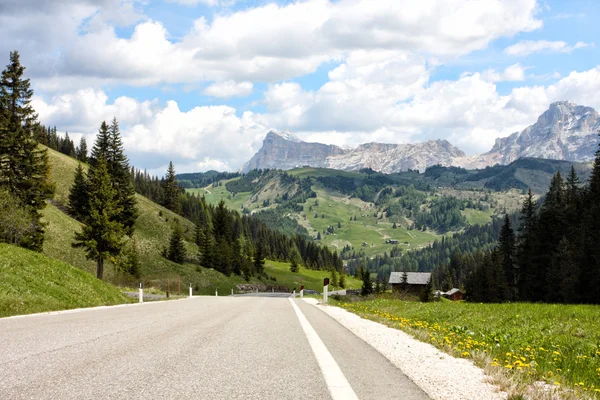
[289,298,359,400]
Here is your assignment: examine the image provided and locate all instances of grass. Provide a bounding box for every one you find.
[300,187,438,257]
[186,182,251,212]
[462,209,493,225]
[337,298,600,399]
[0,243,133,318]
[263,260,362,292]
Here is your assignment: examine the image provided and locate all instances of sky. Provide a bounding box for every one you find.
[2,0,600,174]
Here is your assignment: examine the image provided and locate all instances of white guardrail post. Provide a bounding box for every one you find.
[215,288,218,297]
[139,283,143,304]
[189,283,192,298]
[323,278,329,304]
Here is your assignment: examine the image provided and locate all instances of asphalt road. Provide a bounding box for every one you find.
[0,297,430,400]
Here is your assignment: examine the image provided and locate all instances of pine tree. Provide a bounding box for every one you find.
[68,163,89,221]
[580,133,600,303]
[419,277,433,302]
[167,220,187,264]
[162,161,181,214]
[552,237,579,303]
[76,136,88,163]
[290,249,300,273]
[107,118,137,235]
[497,214,517,301]
[516,189,537,301]
[73,156,125,280]
[198,226,214,269]
[361,268,373,296]
[331,268,338,287]
[0,51,54,251]
[400,271,409,292]
[339,272,346,288]
[253,241,265,275]
[119,235,141,278]
[90,122,110,167]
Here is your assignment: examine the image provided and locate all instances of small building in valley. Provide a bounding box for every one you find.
[442,288,465,301]
[389,272,431,295]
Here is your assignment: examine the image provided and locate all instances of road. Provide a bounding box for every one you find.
[0,297,430,400]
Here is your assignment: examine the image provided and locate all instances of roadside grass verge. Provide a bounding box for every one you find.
[336,298,600,399]
[0,244,132,318]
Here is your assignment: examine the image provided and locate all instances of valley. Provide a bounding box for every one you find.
[182,159,589,269]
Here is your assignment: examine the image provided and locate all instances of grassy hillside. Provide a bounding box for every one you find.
[0,243,132,317]
[264,260,362,291]
[42,146,350,296]
[44,146,199,283]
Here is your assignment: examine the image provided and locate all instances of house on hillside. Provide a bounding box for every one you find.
[389,272,431,295]
[442,288,464,301]
[385,239,399,244]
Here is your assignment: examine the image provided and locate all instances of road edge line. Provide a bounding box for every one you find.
[288,298,358,400]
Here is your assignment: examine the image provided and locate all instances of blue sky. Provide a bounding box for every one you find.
[3,0,600,173]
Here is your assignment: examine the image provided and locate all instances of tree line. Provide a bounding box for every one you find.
[463,150,600,304]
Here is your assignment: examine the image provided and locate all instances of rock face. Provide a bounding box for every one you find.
[241,101,600,174]
[240,130,345,172]
[241,131,465,173]
[327,140,465,173]
[464,101,600,168]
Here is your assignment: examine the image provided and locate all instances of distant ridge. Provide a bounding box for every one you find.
[241,101,600,173]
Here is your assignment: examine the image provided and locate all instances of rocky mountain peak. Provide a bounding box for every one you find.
[266,129,302,143]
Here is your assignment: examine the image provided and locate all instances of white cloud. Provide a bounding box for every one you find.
[481,63,528,82]
[203,81,253,98]
[31,65,600,170]
[3,0,542,91]
[504,40,593,56]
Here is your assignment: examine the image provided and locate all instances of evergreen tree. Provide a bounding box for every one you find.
[331,268,338,287]
[198,226,214,269]
[0,51,54,251]
[290,249,300,273]
[553,237,579,303]
[76,136,88,163]
[162,161,181,214]
[361,268,373,296]
[73,156,125,280]
[119,235,141,278]
[339,272,346,288]
[497,214,517,300]
[580,133,600,303]
[400,271,409,292]
[419,277,433,302]
[253,241,265,275]
[516,189,537,301]
[89,122,110,167]
[67,163,89,220]
[107,118,137,235]
[167,220,187,264]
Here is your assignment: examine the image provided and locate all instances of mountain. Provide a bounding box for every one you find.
[242,101,600,173]
[241,130,345,172]
[241,130,465,173]
[327,140,465,173]
[465,101,600,168]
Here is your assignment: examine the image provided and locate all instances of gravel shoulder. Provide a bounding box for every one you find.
[304,298,507,400]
